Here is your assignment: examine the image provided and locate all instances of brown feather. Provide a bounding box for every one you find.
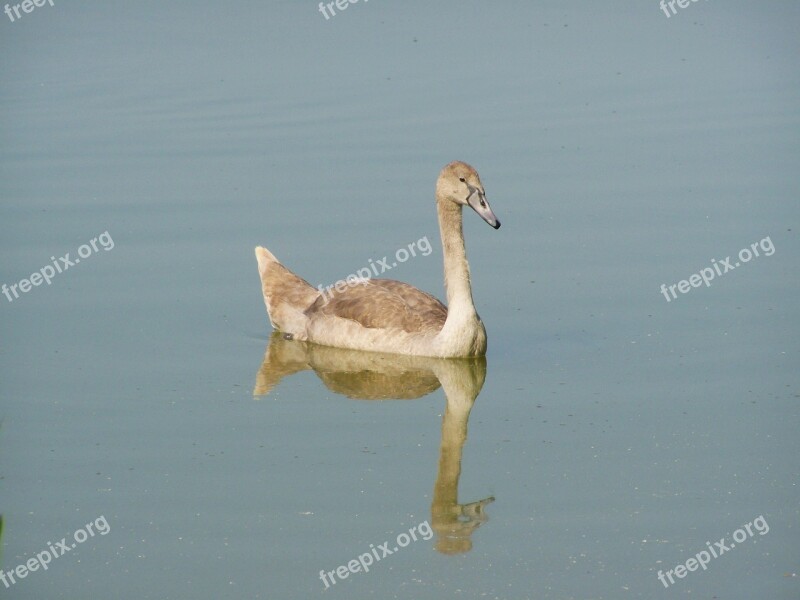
[306,279,447,334]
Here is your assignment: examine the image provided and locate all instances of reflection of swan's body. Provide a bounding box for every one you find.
[255,161,501,358]
[254,333,494,553]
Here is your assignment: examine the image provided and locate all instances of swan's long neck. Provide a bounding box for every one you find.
[437,199,477,320]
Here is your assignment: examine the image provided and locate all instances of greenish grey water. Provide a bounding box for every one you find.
[1,2,798,599]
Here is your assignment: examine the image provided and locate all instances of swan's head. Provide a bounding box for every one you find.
[436,161,501,229]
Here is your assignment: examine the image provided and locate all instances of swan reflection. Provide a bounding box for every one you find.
[254,332,494,554]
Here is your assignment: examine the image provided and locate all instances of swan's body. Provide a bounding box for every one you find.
[255,161,501,358]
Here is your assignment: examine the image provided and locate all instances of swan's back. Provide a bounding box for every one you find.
[307,279,447,334]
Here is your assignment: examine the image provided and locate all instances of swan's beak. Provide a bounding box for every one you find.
[467,187,501,229]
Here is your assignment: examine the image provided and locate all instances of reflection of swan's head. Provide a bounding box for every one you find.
[433,493,494,555]
[436,161,501,229]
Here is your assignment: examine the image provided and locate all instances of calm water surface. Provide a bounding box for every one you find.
[1,2,798,599]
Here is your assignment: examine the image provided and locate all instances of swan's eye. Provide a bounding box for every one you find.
[480,199,486,207]
[459,177,466,182]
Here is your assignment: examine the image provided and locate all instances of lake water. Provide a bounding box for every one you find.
[1,2,798,599]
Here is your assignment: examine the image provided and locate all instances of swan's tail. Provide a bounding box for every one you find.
[255,246,319,337]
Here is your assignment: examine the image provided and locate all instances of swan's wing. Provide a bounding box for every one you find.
[306,279,447,334]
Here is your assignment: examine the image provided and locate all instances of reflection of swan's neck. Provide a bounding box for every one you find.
[430,360,487,554]
[431,364,476,507]
[432,360,484,414]
[432,399,471,509]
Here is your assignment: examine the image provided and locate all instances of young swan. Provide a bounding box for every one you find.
[255,161,501,357]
